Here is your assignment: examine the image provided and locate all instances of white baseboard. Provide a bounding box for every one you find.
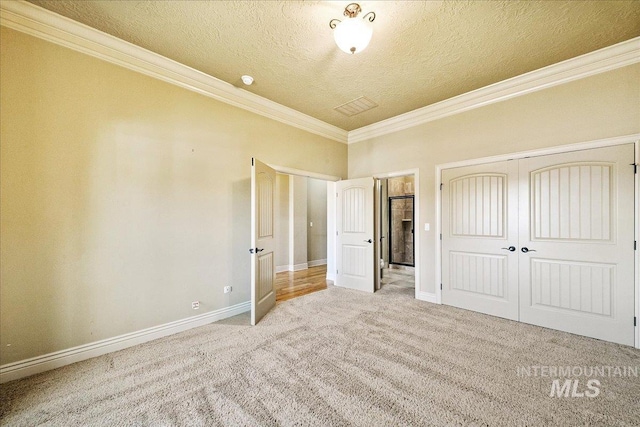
[0,301,250,384]
[275,265,289,273]
[416,291,438,304]
[291,263,308,271]
[308,259,327,267]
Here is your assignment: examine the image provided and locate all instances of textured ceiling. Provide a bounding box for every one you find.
[27,1,640,131]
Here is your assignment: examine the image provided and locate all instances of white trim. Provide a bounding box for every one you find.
[326,181,337,283]
[308,259,327,267]
[291,262,309,271]
[435,170,442,304]
[288,180,295,269]
[275,265,289,273]
[373,169,420,179]
[416,292,437,304]
[3,2,639,148]
[271,165,341,182]
[438,134,640,170]
[373,169,420,300]
[0,1,348,144]
[3,2,638,147]
[0,301,250,383]
[635,140,640,350]
[348,37,640,144]
[435,134,640,349]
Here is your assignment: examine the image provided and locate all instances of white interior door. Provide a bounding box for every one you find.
[518,144,635,345]
[441,161,520,320]
[251,158,276,325]
[336,177,375,293]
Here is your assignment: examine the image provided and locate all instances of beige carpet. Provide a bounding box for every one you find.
[1,283,639,426]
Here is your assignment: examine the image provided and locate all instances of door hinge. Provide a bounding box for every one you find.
[336,192,339,197]
[439,233,442,240]
[631,163,637,174]
[252,158,254,166]
[635,241,637,250]
[336,231,338,236]
[336,269,339,274]
[634,316,637,327]
[440,283,443,290]
[440,183,443,190]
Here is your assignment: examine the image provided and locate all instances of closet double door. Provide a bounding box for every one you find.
[442,144,635,346]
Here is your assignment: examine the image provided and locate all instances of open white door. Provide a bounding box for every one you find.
[251,158,276,325]
[336,177,375,293]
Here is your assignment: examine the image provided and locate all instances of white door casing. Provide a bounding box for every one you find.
[441,161,520,320]
[518,144,635,346]
[251,158,276,325]
[336,177,375,293]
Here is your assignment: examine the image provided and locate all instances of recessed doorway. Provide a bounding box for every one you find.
[377,174,416,293]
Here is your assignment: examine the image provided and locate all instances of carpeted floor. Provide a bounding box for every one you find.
[1,283,639,426]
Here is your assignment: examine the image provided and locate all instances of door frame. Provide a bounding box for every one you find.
[435,133,640,349]
[388,195,415,267]
[374,169,421,300]
[267,163,341,283]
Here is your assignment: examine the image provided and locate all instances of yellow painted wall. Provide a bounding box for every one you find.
[349,63,640,295]
[2,22,639,367]
[0,27,347,364]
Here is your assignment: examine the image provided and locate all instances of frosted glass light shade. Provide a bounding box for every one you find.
[333,17,373,54]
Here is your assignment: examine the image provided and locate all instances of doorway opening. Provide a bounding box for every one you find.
[251,160,340,325]
[274,173,333,302]
[377,174,416,292]
[388,196,415,267]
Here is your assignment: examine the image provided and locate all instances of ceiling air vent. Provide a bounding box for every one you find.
[334,96,378,117]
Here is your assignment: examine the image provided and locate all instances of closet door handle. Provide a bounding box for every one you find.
[364,239,372,243]
[501,246,516,252]
[521,247,536,253]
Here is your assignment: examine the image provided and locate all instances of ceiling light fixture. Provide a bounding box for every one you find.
[329,3,376,55]
[241,75,254,85]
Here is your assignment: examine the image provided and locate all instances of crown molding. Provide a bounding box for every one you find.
[0,0,349,144]
[2,1,638,147]
[348,37,640,144]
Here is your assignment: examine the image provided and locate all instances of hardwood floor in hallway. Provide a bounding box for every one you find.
[275,265,330,302]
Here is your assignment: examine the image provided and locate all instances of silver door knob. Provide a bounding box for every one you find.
[521,247,536,253]
[501,246,516,252]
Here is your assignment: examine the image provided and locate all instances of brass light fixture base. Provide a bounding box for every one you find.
[329,3,376,29]
[343,3,362,18]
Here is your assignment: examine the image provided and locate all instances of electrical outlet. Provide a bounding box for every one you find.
[224,286,232,294]
[192,301,200,310]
